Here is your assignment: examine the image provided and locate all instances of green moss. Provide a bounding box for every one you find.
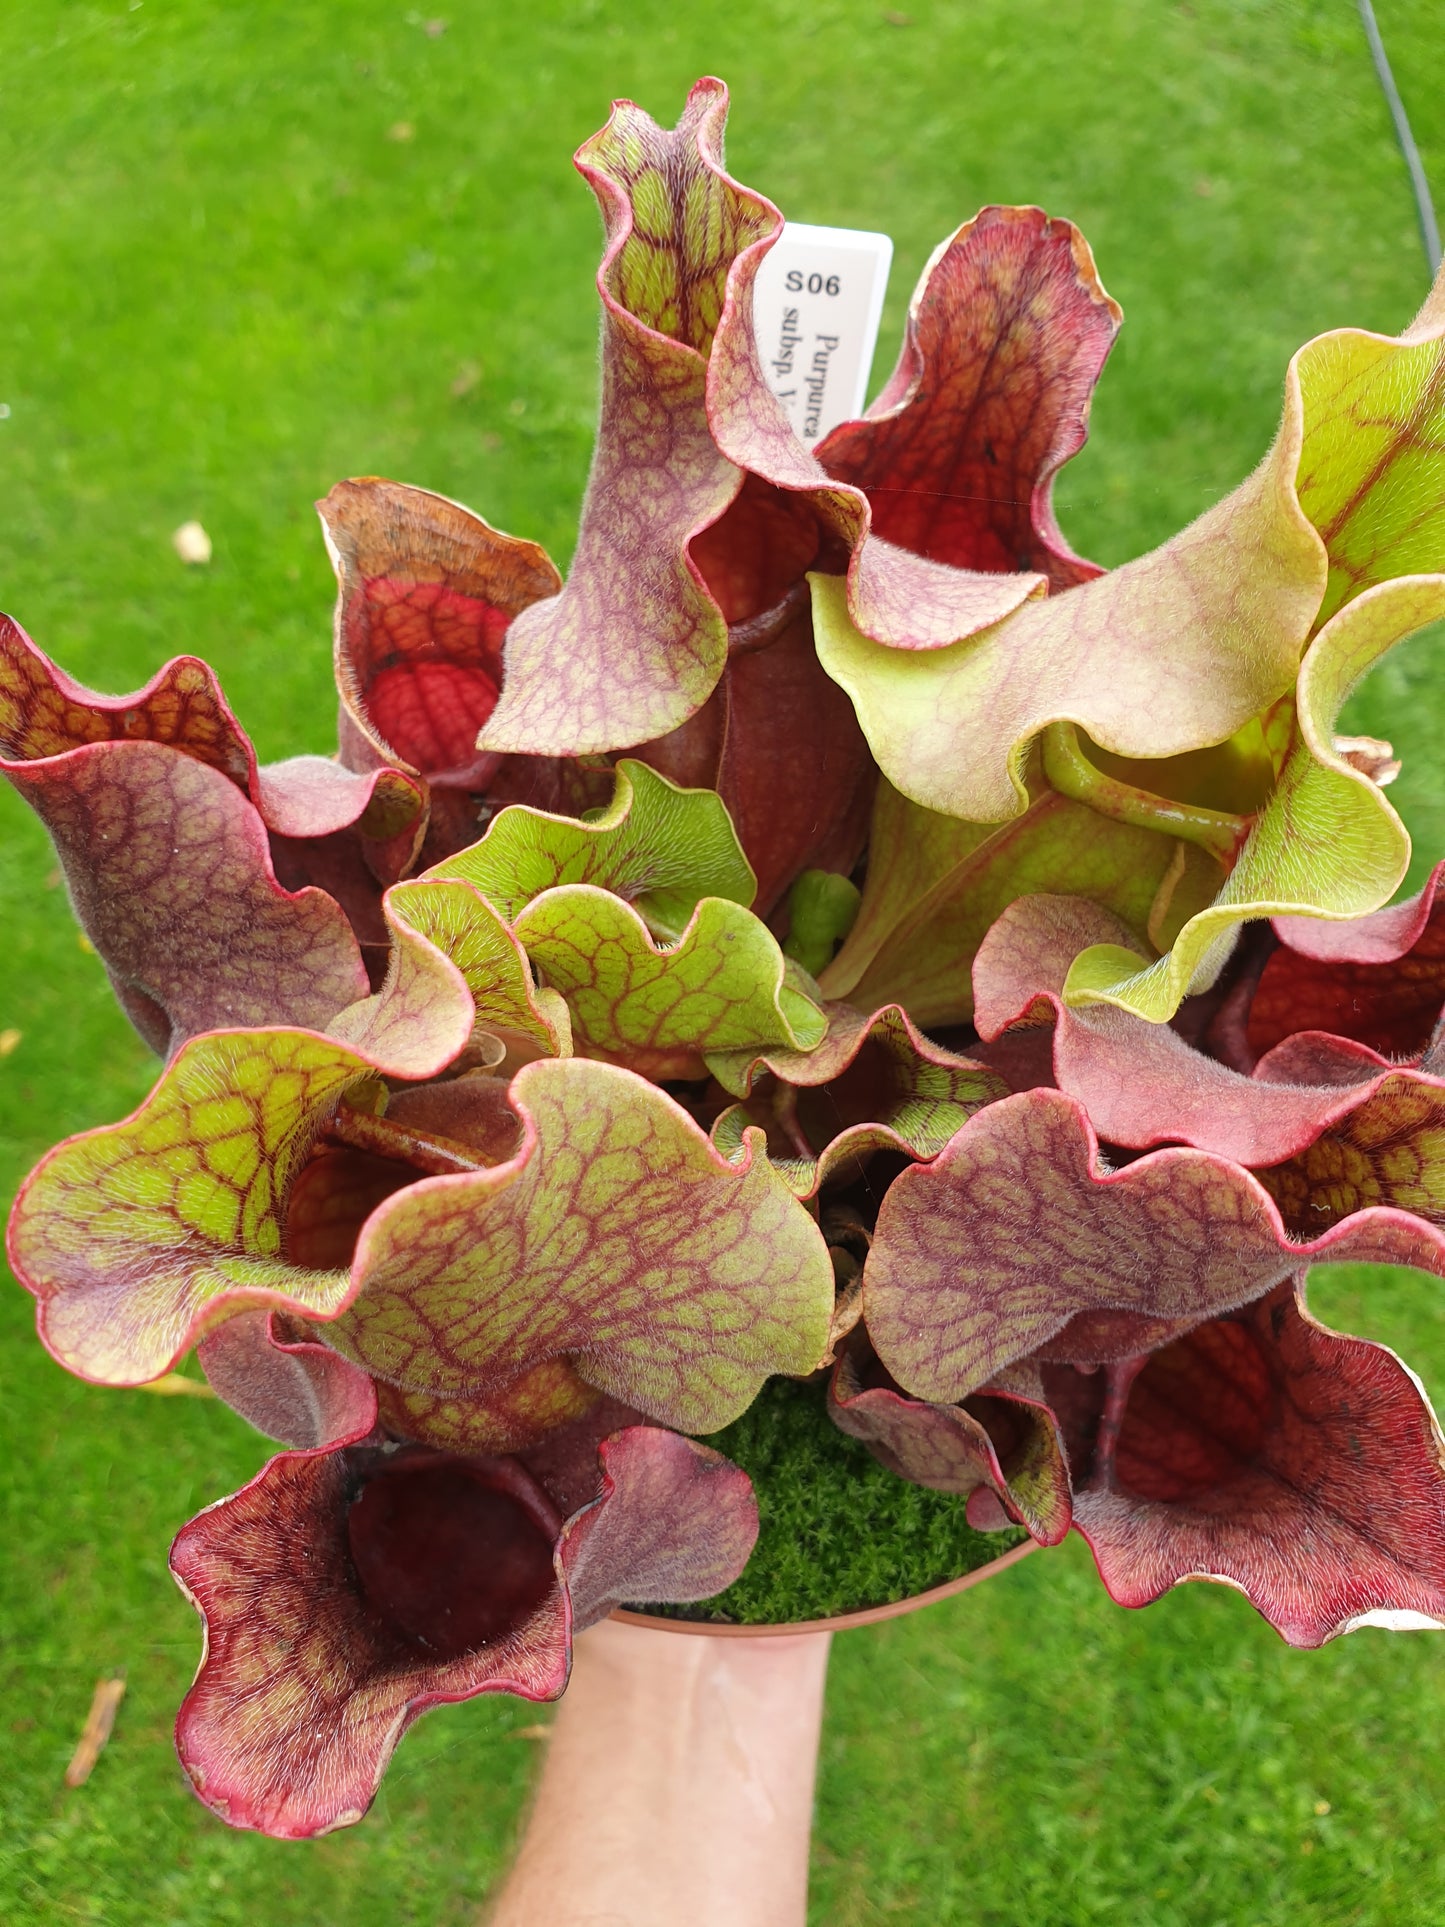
[634,1376,1025,1625]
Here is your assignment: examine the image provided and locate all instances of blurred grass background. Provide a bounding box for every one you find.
[2,1,1444,1920]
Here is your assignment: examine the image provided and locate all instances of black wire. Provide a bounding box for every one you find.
[1358,0,1441,275]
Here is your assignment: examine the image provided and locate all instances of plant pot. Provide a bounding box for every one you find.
[613,1539,1037,1636]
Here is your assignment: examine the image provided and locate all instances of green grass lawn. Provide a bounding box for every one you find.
[3,1,1444,1920]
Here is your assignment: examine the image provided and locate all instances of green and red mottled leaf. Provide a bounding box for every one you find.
[828,1346,1071,1545]
[707,1002,1005,1198]
[7,1028,393,1385]
[815,205,1121,591]
[1048,1284,1445,1646]
[1253,1076,1445,1236]
[426,757,755,935]
[820,778,1187,1028]
[4,739,370,1054]
[326,886,477,1078]
[1064,576,1445,1022]
[374,1360,604,1456]
[557,1426,759,1626]
[512,886,825,1076]
[197,1310,378,1449]
[1248,859,1445,1060]
[1,613,255,784]
[170,1426,757,1835]
[864,1087,1445,1404]
[815,263,1445,827]
[382,878,571,1055]
[1,606,427,868]
[331,1056,833,1434]
[478,80,772,753]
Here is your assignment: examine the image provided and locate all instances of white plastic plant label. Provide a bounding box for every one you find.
[751,222,894,446]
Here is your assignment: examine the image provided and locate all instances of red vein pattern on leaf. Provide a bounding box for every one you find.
[511,886,819,1078]
[8,1029,387,1386]
[480,79,778,753]
[863,1087,1445,1404]
[705,228,1047,651]
[0,611,421,854]
[170,1422,756,1835]
[374,1359,602,1456]
[335,1057,831,1433]
[709,1002,1006,1197]
[816,206,1121,590]
[1255,1077,1445,1233]
[320,478,561,785]
[4,741,368,1054]
[1050,1284,1445,1645]
[1295,331,1445,622]
[599,87,768,360]
[381,877,567,1055]
[557,1427,759,1627]
[0,613,255,785]
[170,1444,571,1838]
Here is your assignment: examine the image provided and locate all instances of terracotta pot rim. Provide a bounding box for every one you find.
[611,1537,1037,1636]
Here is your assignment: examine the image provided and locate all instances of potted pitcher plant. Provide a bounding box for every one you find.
[6,76,1445,1838]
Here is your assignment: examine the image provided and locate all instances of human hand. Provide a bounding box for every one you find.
[485,1616,833,1927]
